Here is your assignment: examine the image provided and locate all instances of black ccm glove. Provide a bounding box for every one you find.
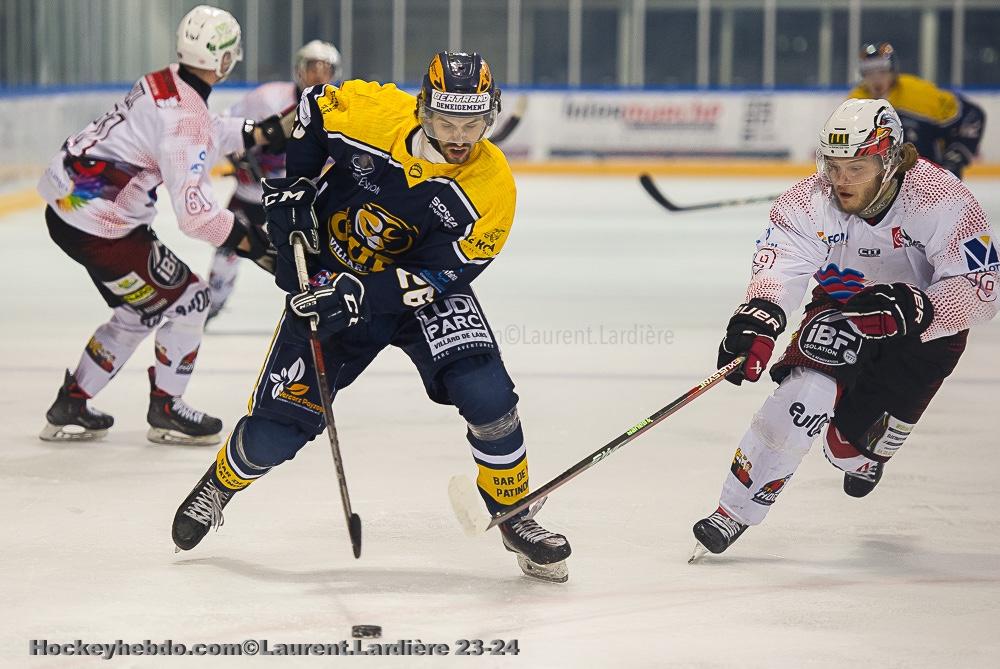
[840,282,933,340]
[261,177,320,266]
[718,299,787,386]
[287,272,367,339]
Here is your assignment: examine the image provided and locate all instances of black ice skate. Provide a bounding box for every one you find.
[499,512,572,583]
[843,462,884,498]
[39,370,114,442]
[172,463,236,551]
[690,506,748,562]
[146,367,223,446]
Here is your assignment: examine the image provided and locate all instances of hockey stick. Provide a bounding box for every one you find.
[448,356,746,535]
[490,96,527,145]
[291,236,363,558]
[639,174,780,213]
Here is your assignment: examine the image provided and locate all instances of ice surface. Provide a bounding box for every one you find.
[2,175,998,668]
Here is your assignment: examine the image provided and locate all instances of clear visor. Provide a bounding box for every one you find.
[418,106,494,145]
[816,152,885,187]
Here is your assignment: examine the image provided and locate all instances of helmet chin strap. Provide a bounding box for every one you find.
[858,160,902,218]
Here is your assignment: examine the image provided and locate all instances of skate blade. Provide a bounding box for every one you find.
[688,541,709,564]
[514,554,568,583]
[447,475,492,536]
[39,423,108,442]
[147,427,221,447]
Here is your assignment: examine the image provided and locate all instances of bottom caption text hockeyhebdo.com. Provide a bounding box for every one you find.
[29,638,523,659]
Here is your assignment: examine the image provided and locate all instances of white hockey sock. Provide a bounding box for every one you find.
[719,367,838,526]
[207,248,240,312]
[74,307,154,397]
[152,280,212,396]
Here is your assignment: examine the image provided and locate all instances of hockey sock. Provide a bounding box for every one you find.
[467,407,529,516]
[74,307,153,397]
[152,280,212,396]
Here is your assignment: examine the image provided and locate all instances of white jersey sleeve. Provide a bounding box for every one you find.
[913,174,999,341]
[224,81,298,204]
[744,176,830,317]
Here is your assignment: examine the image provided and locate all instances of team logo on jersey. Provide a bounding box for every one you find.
[798,309,863,366]
[730,448,754,489]
[752,474,792,506]
[328,204,419,275]
[814,263,865,301]
[349,153,380,194]
[891,226,925,250]
[962,235,1000,272]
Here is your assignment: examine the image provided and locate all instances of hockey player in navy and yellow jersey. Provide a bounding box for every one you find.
[849,42,984,179]
[171,52,572,582]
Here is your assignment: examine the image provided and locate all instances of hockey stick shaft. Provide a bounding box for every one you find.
[639,174,780,212]
[484,356,746,529]
[291,238,363,558]
[490,96,528,145]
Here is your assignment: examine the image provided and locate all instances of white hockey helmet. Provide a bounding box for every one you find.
[176,5,243,80]
[816,98,904,187]
[294,40,342,87]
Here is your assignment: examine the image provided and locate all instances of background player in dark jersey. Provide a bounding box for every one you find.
[171,52,572,582]
[850,42,985,179]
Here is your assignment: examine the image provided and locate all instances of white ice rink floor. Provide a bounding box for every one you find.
[2,174,999,668]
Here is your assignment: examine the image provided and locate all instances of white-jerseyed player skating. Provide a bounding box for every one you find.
[691,98,998,560]
[36,5,286,446]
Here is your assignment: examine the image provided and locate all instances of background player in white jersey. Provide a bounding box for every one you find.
[691,98,998,557]
[207,40,341,322]
[36,5,287,446]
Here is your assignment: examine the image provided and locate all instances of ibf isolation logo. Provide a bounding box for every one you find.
[270,358,310,400]
[963,235,1000,272]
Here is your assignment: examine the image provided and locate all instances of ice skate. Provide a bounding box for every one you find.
[690,506,748,562]
[39,370,114,442]
[843,461,884,498]
[172,463,236,551]
[499,512,571,583]
[146,367,223,446]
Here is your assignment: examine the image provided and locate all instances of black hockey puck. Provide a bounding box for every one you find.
[352,625,382,639]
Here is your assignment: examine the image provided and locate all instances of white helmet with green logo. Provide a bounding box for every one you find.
[176,5,243,79]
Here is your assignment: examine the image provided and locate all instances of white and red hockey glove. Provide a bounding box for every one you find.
[840,282,933,339]
[718,299,786,386]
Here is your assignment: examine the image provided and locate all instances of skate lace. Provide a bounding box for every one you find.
[182,482,227,530]
[510,518,565,546]
[170,398,205,424]
[707,511,745,540]
[847,462,880,482]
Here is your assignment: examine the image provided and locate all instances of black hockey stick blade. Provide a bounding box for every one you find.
[639,173,780,213]
[448,356,747,534]
[349,513,362,559]
[490,96,527,145]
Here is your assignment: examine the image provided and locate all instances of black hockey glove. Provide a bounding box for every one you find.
[262,177,320,266]
[840,282,933,340]
[220,215,276,275]
[241,106,296,155]
[718,299,787,386]
[287,272,367,339]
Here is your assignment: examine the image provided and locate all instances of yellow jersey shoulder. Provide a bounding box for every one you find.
[454,140,517,263]
[317,80,418,151]
[848,74,958,125]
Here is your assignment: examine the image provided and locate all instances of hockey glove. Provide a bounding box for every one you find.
[840,282,933,340]
[288,272,366,339]
[220,215,276,275]
[262,177,320,263]
[718,299,787,386]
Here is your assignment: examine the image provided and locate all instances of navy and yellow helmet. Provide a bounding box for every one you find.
[417,51,501,144]
[859,42,899,76]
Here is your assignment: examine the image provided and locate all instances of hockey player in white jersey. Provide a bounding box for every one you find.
[206,39,341,321]
[36,5,287,445]
[692,98,998,557]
